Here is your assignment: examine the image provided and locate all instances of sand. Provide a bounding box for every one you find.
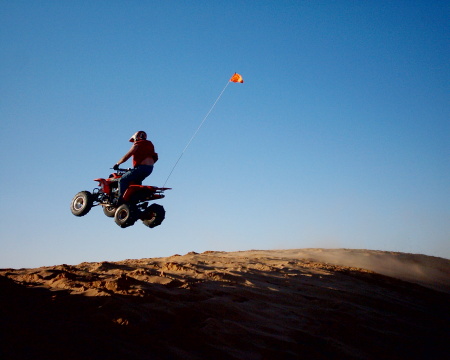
[0,248,449,359]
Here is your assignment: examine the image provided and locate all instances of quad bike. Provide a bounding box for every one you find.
[70,168,170,229]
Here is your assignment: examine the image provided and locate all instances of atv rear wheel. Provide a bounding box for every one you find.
[114,204,137,228]
[141,203,166,228]
[103,205,116,218]
[70,191,94,217]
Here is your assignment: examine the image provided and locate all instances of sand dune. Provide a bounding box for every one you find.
[1,249,449,359]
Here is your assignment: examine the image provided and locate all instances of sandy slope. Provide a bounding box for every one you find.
[1,249,449,360]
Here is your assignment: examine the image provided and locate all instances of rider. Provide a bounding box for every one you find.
[113,131,158,205]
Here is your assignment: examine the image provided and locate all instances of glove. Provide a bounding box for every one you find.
[113,164,119,170]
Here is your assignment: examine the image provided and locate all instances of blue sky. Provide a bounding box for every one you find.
[1,1,449,268]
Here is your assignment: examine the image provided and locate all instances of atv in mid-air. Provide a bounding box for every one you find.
[70,168,170,228]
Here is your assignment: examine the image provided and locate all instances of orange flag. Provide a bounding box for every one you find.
[230,73,244,83]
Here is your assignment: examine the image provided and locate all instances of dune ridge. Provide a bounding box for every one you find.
[1,248,449,359]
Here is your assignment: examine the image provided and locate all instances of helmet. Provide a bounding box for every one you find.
[129,131,147,142]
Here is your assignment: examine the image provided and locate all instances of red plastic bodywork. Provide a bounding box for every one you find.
[122,185,162,202]
[94,173,170,202]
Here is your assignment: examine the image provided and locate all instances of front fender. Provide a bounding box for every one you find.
[94,178,110,193]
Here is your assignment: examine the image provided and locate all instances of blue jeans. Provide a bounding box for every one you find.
[118,165,153,199]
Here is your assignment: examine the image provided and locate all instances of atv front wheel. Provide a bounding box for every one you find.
[141,203,166,228]
[103,205,116,218]
[70,191,93,217]
[114,204,137,228]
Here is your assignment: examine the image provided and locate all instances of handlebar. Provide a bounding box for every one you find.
[110,167,131,173]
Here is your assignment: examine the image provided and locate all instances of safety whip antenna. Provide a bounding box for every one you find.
[162,73,243,188]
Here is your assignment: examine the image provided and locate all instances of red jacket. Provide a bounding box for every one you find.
[132,140,157,167]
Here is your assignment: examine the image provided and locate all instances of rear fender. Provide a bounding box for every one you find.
[123,185,158,202]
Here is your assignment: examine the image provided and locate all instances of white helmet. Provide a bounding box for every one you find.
[129,131,147,142]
